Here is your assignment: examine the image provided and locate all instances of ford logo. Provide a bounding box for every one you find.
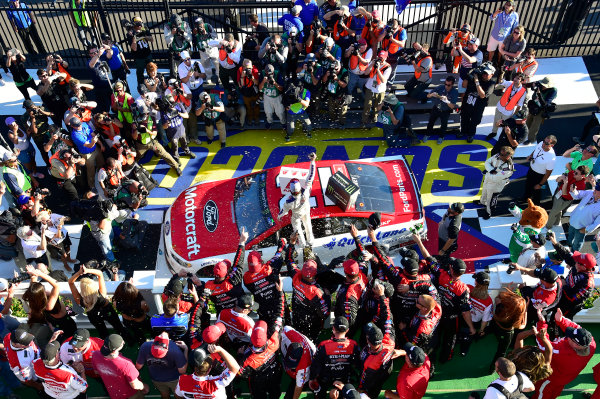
[203,200,219,232]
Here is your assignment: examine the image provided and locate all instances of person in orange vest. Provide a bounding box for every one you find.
[361,50,392,127]
[302,19,327,56]
[442,24,473,73]
[237,59,261,126]
[96,157,124,200]
[378,19,407,70]
[344,37,372,99]
[49,148,87,201]
[63,96,96,129]
[507,47,538,83]
[208,33,242,93]
[330,6,365,50]
[404,43,433,100]
[358,8,385,54]
[487,73,526,141]
[45,54,71,85]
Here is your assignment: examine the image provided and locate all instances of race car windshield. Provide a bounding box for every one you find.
[346,163,395,213]
[233,171,275,241]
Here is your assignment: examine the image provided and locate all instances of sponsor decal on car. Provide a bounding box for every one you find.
[203,200,219,233]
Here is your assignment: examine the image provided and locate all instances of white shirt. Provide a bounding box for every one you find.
[365,64,392,94]
[20,233,45,259]
[208,39,242,69]
[483,372,534,399]
[517,246,547,269]
[34,359,88,399]
[43,212,67,245]
[496,80,526,116]
[7,341,40,382]
[177,59,205,90]
[529,142,556,174]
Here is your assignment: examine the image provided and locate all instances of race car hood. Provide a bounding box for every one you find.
[168,180,239,262]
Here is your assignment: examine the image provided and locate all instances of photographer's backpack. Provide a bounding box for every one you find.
[70,198,113,222]
[117,218,148,250]
[0,211,21,260]
[132,164,158,192]
[489,373,528,399]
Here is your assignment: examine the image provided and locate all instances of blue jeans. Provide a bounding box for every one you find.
[92,227,115,262]
[567,225,586,252]
[347,71,367,98]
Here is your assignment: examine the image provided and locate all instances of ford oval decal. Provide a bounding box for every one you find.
[203,200,219,232]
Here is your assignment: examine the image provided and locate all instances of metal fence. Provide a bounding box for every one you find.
[0,0,598,69]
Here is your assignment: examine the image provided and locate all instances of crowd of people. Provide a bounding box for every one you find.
[0,0,599,398]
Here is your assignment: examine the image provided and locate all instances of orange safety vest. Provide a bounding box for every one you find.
[443,30,472,47]
[517,60,538,76]
[238,67,256,88]
[173,84,191,108]
[381,27,404,55]
[49,152,70,179]
[349,50,369,72]
[369,63,389,85]
[219,46,236,65]
[51,63,71,85]
[332,16,352,41]
[414,56,433,80]
[362,25,383,48]
[499,83,526,112]
[102,166,124,187]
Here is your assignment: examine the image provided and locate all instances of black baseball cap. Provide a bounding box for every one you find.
[368,212,381,230]
[283,342,304,369]
[529,233,546,246]
[473,271,490,285]
[22,99,35,109]
[100,334,124,356]
[70,328,90,349]
[333,316,349,332]
[165,279,184,296]
[450,202,465,214]
[237,294,254,309]
[192,347,209,366]
[340,384,361,399]
[11,328,34,346]
[399,247,419,261]
[42,341,61,363]
[565,326,593,347]
[449,257,467,276]
[404,342,426,366]
[365,323,383,346]
[537,267,558,284]
[401,257,419,275]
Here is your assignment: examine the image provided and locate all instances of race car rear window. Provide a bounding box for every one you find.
[345,163,394,213]
[234,171,275,241]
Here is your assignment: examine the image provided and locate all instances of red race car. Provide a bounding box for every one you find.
[162,155,426,275]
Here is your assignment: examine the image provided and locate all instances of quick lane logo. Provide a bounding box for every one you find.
[203,200,219,233]
[184,186,201,259]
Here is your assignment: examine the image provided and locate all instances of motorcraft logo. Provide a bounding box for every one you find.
[203,200,219,232]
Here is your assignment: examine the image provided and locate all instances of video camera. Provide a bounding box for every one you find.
[468,61,494,79]
[283,81,303,107]
[157,96,179,118]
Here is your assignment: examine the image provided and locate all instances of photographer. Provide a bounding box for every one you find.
[70,117,105,191]
[546,165,591,231]
[144,62,167,97]
[49,147,85,203]
[1,152,39,209]
[208,34,242,93]
[126,16,154,90]
[35,68,68,126]
[358,8,385,52]
[487,73,527,141]
[6,117,42,179]
[361,50,392,127]
[87,46,113,113]
[111,81,135,141]
[165,78,195,147]
[64,96,96,129]
[297,53,320,113]
[316,60,349,126]
[378,19,407,69]
[259,64,286,129]
[459,62,496,143]
[491,108,529,156]
[164,13,192,76]
[319,0,341,30]
[452,37,483,94]
[100,33,130,87]
[332,6,366,51]
[404,42,433,100]
[68,78,94,104]
[192,16,219,83]
[377,93,407,142]
[45,54,71,86]
[6,48,37,101]
[96,157,124,200]
[178,51,206,144]
[344,38,372,100]
[224,88,247,128]
[284,80,312,141]
[36,210,76,272]
[525,77,557,144]
[115,179,147,212]
[21,99,54,166]
[69,0,98,48]
[507,48,537,83]
[443,24,473,73]
[259,34,288,74]
[160,94,195,162]
[93,112,123,147]
[303,19,327,55]
[283,27,302,81]
[237,59,260,127]
[497,25,526,83]
[316,37,342,70]
[195,92,227,148]
[480,146,515,220]
[132,103,182,176]
[425,76,459,144]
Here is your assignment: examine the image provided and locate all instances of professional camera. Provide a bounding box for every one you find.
[157,96,179,118]
[192,61,203,74]
[401,48,420,63]
[102,114,112,123]
[266,71,275,84]
[384,25,393,39]
[306,60,316,74]
[365,16,373,28]
[283,81,303,106]
[224,43,233,53]
[468,61,494,78]
[506,263,517,274]
[34,187,51,198]
[244,67,253,76]
[311,19,323,33]
[121,18,135,31]
[8,272,30,288]
[226,90,239,105]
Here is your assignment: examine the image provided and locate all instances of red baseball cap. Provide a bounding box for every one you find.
[371,9,381,20]
[151,335,169,358]
[251,320,268,349]
[573,251,596,270]
[202,322,226,344]
[213,260,231,278]
[301,260,317,279]
[378,50,388,60]
[357,38,367,46]
[343,259,359,276]
[247,251,263,273]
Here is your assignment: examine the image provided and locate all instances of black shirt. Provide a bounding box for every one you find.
[464,78,494,107]
[8,61,31,83]
[90,60,112,88]
[127,30,152,59]
[491,117,528,156]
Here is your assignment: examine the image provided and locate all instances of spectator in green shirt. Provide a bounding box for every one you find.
[562,144,597,175]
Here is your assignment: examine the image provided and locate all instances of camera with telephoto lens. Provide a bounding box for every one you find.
[102,114,112,123]
[306,61,315,74]
[365,16,372,28]
[8,272,30,288]
[52,54,61,61]
[244,67,253,76]
[385,25,393,38]
[193,61,202,74]
[312,19,322,34]
[224,44,233,53]
[401,49,420,63]
[157,96,179,118]
[266,72,275,84]
[34,187,51,198]
[283,81,303,107]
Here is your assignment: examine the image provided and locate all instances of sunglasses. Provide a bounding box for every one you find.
[445,83,453,86]
[513,31,521,35]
